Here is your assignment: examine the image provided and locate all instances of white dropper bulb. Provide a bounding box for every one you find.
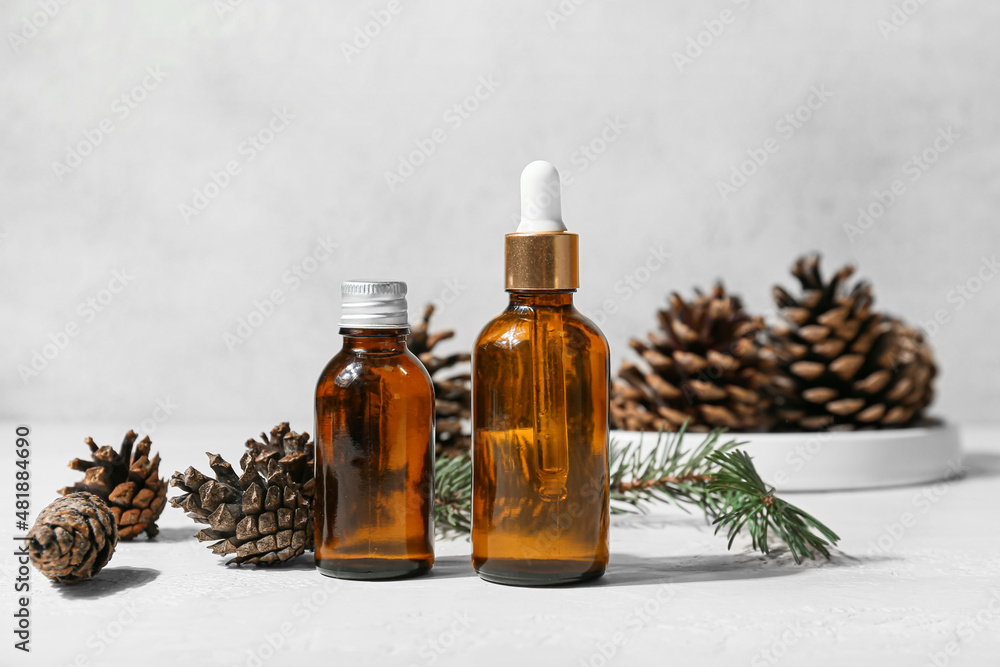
[517,160,567,232]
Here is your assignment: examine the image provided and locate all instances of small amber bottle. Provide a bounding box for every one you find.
[472,161,610,586]
[314,281,435,579]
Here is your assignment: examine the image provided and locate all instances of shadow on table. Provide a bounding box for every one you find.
[425,554,476,579]
[59,566,160,599]
[207,553,476,577]
[597,551,893,587]
[610,514,705,531]
[148,526,197,543]
[963,452,1000,481]
[206,556,318,571]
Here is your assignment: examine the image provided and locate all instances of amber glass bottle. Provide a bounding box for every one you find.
[472,161,610,586]
[315,281,435,580]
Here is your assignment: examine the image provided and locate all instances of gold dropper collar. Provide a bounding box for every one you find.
[505,231,579,291]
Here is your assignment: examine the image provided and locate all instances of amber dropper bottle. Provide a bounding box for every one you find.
[472,161,610,586]
[314,281,435,579]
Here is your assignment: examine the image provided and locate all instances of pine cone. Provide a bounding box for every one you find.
[769,254,937,430]
[59,431,167,539]
[611,284,777,432]
[28,492,118,584]
[170,449,312,565]
[408,303,472,456]
[245,423,314,489]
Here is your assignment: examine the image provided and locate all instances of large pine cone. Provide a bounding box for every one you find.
[408,303,472,456]
[28,492,118,584]
[769,254,937,430]
[59,431,167,539]
[611,284,777,432]
[170,448,313,566]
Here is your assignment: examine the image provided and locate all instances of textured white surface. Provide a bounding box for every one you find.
[3,1,1000,427]
[3,423,1000,666]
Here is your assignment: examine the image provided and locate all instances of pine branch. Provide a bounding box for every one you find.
[432,424,840,563]
[706,449,841,563]
[433,452,472,535]
[609,422,737,516]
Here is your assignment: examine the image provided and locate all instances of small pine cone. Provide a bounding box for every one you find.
[769,254,937,431]
[28,492,118,584]
[408,303,472,456]
[170,449,312,566]
[59,431,168,539]
[611,283,777,432]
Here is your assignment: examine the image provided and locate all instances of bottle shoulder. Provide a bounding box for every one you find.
[474,305,609,356]
[316,347,433,395]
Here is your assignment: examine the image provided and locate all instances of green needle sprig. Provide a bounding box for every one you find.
[706,449,840,563]
[433,422,840,563]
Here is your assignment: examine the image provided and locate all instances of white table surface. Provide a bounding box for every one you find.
[4,422,1000,666]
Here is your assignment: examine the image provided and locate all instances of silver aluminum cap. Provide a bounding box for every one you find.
[339,280,408,329]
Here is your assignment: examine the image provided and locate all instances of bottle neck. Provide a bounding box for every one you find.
[506,291,575,308]
[339,327,409,354]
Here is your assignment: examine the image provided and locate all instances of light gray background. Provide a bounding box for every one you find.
[3,1,999,428]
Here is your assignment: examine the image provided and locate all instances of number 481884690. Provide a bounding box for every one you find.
[14,425,30,530]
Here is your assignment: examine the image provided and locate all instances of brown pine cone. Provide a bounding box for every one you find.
[170,448,312,566]
[769,254,937,430]
[28,492,118,584]
[59,431,168,539]
[611,283,777,432]
[245,423,314,488]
